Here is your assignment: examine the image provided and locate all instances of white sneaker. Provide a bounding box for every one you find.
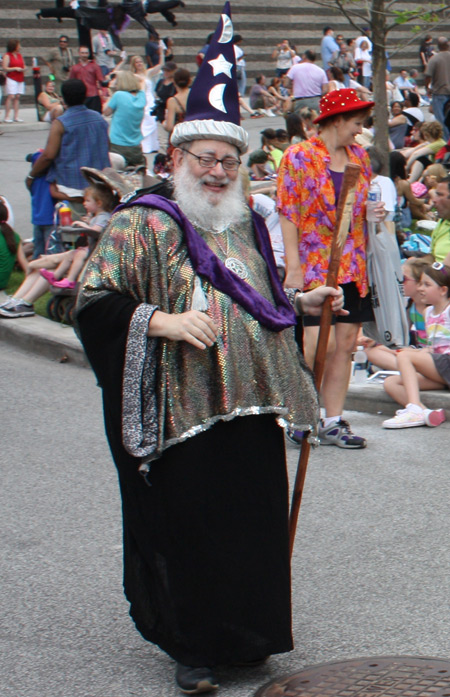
[0,296,20,309]
[382,404,426,429]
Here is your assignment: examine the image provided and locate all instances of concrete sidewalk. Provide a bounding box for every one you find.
[1,107,50,133]
[2,307,450,418]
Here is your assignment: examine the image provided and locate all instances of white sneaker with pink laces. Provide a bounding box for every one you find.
[382,404,426,429]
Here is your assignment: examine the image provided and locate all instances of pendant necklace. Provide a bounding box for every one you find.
[208,226,249,280]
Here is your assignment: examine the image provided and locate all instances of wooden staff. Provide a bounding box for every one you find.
[289,162,361,557]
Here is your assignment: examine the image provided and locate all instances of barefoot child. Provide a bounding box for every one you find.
[382,261,450,428]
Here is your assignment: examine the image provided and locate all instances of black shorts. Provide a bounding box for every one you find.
[302,282,374,327]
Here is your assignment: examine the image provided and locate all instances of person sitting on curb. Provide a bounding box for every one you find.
[0,182,117,318]
[40,182,117,290]
[0,199,29,291]
[358,256,432,368]
[37,78,64,122]
[248,75,277,117]
[382,262,450,429]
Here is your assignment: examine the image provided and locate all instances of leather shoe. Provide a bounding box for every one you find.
[175,663,218,694]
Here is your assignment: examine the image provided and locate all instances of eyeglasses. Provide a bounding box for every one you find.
[181,148,241,171]
[59,40,68,43]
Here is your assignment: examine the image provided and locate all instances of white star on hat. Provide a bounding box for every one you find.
[208,53,233,78]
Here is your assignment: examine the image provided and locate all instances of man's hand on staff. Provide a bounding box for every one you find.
[148,309,219,350]
[296,286,348,317]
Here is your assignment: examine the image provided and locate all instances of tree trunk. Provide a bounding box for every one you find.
[371,0,389,174]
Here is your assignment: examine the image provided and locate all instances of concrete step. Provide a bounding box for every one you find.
[4,0,449,105]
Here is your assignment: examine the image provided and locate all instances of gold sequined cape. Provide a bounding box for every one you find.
[77,204,319,463]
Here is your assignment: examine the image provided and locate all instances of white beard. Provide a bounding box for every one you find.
[174,159,246,232]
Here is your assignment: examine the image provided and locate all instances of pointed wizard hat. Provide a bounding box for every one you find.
[170,2,249,153]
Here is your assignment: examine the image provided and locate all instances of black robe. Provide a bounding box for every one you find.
[77,293,293,666]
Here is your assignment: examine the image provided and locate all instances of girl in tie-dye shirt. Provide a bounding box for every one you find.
[383,262,450,429]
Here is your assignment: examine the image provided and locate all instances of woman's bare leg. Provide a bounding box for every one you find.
[20,276,50,304]
[303,324,336,370]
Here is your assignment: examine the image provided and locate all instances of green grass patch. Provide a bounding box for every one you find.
[5,269,52,319]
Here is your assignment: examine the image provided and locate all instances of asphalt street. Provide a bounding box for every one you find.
[3,343,450,697]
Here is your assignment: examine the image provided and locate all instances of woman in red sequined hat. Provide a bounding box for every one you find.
[277,88,383,451]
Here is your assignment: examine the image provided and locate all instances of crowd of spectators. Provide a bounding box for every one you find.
[2,25,450,435]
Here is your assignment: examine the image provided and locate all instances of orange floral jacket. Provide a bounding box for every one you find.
[277,136,371,295]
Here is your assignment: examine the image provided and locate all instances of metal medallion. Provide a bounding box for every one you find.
[225,257,248,279]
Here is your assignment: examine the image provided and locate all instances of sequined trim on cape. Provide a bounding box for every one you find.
[122,303,160,458]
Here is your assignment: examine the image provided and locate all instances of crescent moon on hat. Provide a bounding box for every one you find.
[209,84,227,113]
[218,14,233,43]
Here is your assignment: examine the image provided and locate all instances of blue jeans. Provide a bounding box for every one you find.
[432,93,450,140]
[33,224,54,258]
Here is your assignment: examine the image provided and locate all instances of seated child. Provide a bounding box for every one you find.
[359,257,431,369]
[39,183,116,289]
[0,184,117,318]
[382,261,450,429]
[0,199,29,290]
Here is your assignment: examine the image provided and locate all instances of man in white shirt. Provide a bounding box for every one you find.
[286,50,328,113]
[393,69,415,99]
[233,34,246,95]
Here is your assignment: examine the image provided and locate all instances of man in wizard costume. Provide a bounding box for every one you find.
[76,4,344,693]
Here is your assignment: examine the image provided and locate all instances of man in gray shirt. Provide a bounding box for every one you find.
[92,30,118,76]
[425,36,450,139]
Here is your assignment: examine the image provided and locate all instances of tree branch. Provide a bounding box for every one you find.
[304,0,368,34]
[385,1,448,29]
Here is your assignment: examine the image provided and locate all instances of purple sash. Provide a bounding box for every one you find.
[116,194,296,332]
